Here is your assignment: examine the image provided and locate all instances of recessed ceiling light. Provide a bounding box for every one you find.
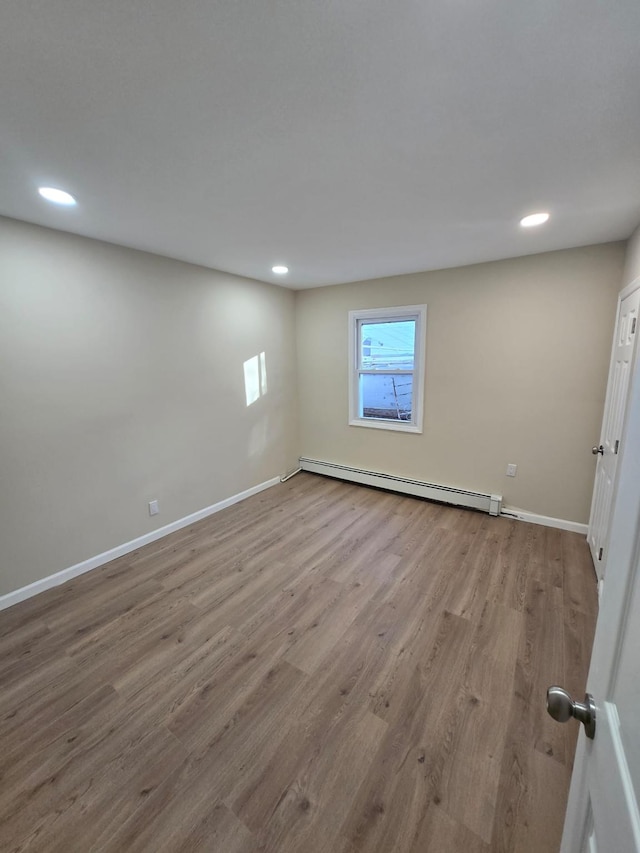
[272,265,289,274]
[38,187,77,206]
[520,212,549,228]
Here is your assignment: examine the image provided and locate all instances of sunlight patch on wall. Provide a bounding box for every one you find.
[244,352,268,406]
[260,351,268,396]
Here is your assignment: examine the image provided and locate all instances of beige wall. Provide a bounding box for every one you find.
[1,217,630,598]
[296,243,626,523]
[0,217,298,596]
[623,223,640,286]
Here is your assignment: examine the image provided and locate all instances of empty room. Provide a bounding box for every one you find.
[1,2,640,851]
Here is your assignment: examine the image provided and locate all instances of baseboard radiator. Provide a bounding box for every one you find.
[299,457,502,516]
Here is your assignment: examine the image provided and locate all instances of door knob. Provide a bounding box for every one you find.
[592,445,604,455]
[546,686,596,739]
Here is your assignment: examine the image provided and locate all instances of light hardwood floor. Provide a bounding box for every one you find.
[0,473,598,852]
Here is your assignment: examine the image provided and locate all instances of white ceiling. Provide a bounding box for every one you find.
[1,1,640,289]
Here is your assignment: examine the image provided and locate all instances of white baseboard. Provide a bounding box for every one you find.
[500,506,588,535]
[0,476,281,612]
[1,477,587,612]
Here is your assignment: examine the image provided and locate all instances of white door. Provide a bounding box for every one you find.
[560,322,640,852]
[588,283,640,580]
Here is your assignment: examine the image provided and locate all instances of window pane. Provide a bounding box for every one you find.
[360,320,415,370]
[361,373,413,420]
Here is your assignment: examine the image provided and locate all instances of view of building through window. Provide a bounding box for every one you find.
[360,319,415,420]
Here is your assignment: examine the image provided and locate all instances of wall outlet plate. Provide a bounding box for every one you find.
[506,464,517,477]
[148,500,160,516]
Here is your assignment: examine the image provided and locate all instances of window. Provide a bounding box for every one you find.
[348,304,427,433]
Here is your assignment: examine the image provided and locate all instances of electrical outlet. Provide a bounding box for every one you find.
[506,464,517,478]
[148,499,160,516]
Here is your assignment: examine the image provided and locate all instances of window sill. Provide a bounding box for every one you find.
[348,417,423,434]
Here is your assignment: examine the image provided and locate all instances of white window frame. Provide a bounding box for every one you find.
[348,304,427,433]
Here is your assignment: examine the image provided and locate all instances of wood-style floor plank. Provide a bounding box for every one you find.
[0,473,598,852]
